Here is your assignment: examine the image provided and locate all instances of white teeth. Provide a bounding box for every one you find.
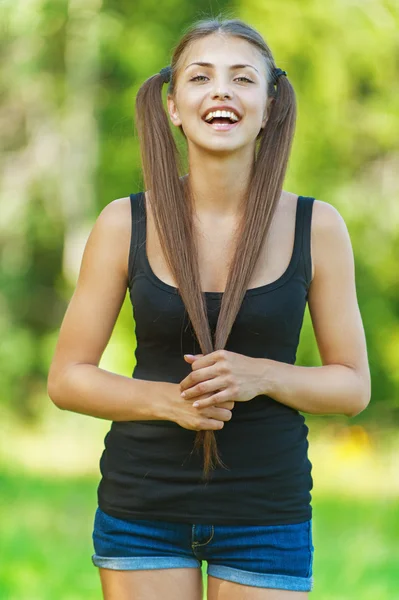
[204,110,240,122]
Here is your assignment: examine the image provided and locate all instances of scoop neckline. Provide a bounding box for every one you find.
[138,191,303,297]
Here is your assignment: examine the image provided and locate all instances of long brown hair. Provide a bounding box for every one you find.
[135,16,296,480]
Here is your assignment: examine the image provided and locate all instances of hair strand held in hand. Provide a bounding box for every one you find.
[135,16,296,480]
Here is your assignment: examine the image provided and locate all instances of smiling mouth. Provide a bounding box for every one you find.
[202,118,241,131]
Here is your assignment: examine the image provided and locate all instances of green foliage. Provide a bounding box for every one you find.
[1,464,398,599]
[0,0,398,421]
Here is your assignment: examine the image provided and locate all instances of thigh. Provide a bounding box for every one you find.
[98,566,203,600]
[207,577,308,600]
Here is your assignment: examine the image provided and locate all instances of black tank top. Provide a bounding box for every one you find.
[97,191,315,525]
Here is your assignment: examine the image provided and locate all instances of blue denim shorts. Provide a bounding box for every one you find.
[91,507,314,592]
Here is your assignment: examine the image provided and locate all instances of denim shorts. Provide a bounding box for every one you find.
[91,507,314,592]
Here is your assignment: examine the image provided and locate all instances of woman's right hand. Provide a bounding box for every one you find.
[169,385,235,431]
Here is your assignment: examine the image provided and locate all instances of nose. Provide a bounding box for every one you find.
[214,91,231,99]
[211,82,233,100]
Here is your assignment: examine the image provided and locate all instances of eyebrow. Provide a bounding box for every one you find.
[185,61,259,74]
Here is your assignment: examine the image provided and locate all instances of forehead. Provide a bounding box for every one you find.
[181,34,264,73]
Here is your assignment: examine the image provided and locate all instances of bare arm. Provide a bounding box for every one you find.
[258,200,371,417]
[47,197,231,429]
[47,197,170,421]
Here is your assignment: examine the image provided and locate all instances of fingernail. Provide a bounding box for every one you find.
[184,354,194,358]
[193,402,199,407]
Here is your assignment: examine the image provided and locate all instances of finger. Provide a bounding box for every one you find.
[219,400,235,410]
[188,352,220,372]
[180,366,219,393]
[181,379,217,400]
[183,354,203,362]
[201,419,225,431]
[192,390,229,409]
[210,407,233,422]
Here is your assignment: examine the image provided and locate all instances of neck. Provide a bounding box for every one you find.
[185,145,255,217]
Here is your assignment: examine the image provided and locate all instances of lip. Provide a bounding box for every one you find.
[202,119,241,132]
[201,105,242,121]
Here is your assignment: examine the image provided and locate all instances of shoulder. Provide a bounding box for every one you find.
[311,199,351,255]
[287,190,345,229]
[276,190,346,230]
[95,196,133,242]
[311,198,346,230]
[309,199,354,283]
[92,196,133,277]
[98,195,132,225]
[283,193,351,283]
[285,190,344,225]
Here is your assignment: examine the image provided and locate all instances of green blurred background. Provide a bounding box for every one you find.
[0,0,398,598]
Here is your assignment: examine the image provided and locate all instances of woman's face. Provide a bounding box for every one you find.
[167,34,273,154]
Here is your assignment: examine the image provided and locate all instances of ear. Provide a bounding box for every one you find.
[261,96,274,128]
[167,94,182,127]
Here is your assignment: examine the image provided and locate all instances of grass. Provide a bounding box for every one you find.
[1,413,398,598]
[1,464,399,600]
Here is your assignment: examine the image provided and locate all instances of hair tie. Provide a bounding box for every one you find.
[272,67,287,85]
[159,65,172,84]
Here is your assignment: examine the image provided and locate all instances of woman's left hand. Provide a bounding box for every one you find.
[179,350,266,408]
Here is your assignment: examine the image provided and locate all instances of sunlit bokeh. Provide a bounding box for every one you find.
[1,1,398,598]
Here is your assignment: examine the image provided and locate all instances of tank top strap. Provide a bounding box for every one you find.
[298,195,315,288]
[127,191,315,290]
[128,191,146,287]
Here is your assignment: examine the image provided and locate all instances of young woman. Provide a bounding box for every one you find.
[48,16,371,600]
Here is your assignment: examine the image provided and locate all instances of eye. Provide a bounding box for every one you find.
[189,75,254,83]
[189,75,208,82]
